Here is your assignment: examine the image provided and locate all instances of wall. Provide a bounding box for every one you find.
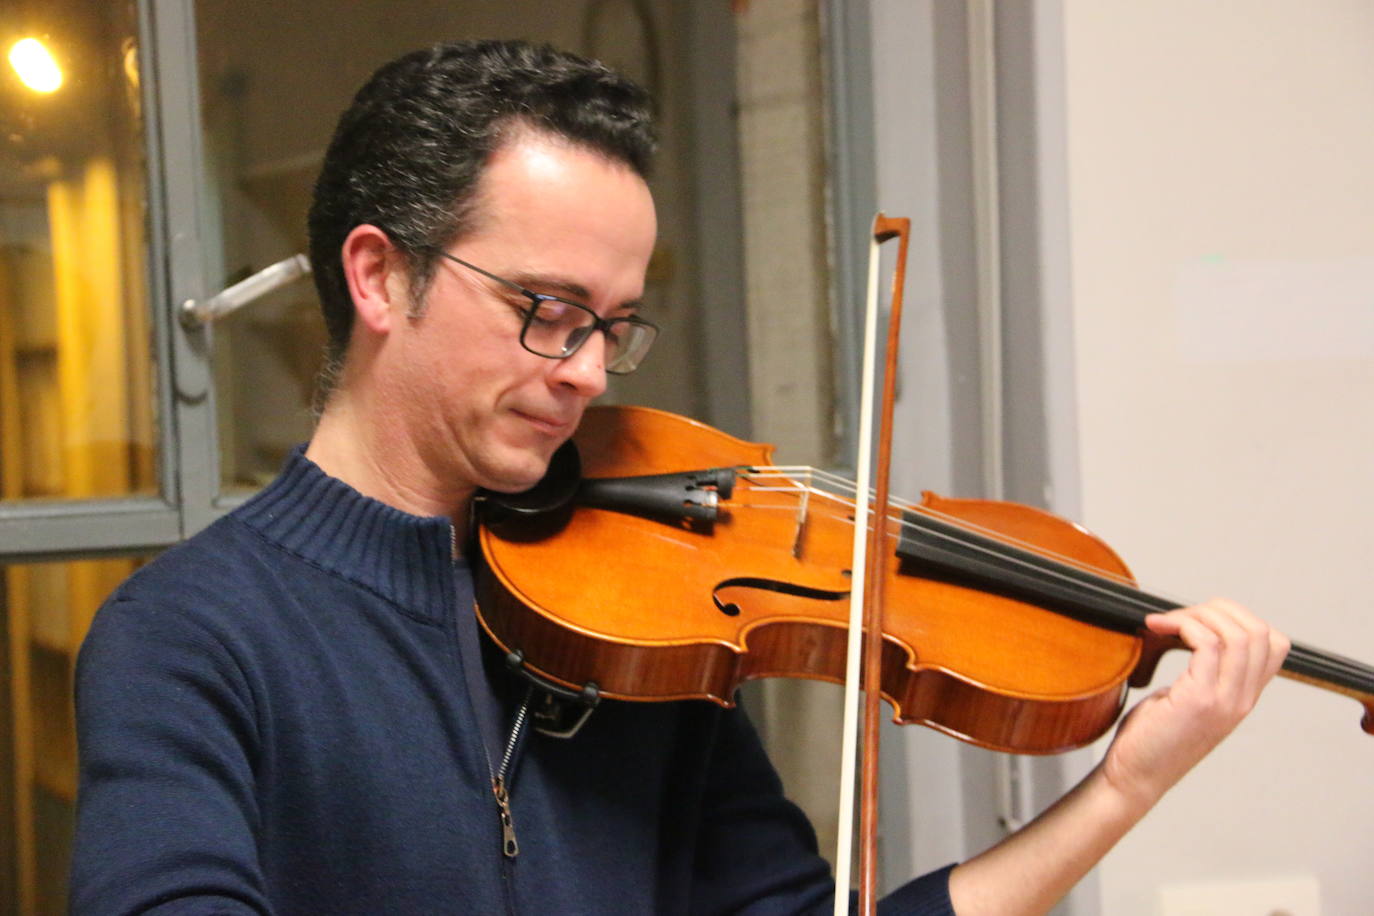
[1061,2,1374,913]
[735,0,834,467]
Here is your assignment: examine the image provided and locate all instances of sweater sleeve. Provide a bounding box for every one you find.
[71,596,270,915]
[688,705,955,916]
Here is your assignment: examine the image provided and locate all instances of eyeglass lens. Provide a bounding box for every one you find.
[522,299,656,374]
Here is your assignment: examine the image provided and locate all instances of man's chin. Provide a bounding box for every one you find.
[477,450,560,496]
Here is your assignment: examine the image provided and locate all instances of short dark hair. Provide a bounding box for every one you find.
[307,40,656,367]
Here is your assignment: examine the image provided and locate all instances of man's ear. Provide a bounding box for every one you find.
[341,224,403,336]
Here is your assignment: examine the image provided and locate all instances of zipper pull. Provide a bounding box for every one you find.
[493,777,519,858]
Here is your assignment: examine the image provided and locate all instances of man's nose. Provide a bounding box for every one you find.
[548,330,609,398]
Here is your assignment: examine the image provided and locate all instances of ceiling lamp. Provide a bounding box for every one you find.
[9,37,63,93]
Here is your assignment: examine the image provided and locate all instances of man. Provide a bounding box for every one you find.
[72,40,1288,914]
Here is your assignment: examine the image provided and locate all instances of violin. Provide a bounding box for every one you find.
[478,208,1370,914]
[474,403,1374,754]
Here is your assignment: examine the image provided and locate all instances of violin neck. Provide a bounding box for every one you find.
[1280,642,1374,732]
[895,509,1374,730]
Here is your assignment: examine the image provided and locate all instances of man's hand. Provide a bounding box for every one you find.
[1100,599,1290,813]
[949,599,1288,916]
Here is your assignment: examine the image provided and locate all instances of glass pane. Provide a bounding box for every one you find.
[196,9,454,494]
[196,3,713,494]
[197,6,580,493]
[1,555,153,915]
[0,2,157,503]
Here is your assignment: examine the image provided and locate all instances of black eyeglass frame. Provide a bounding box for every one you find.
[429,249,659,375]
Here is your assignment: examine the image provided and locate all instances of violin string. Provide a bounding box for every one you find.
[748,467,921,509]
[742,471,920,515]
[855,507,1374,682]
[734,468,1374,688]
[741,472,1201,622]
[1279,639,1374,684]
[742,468,1138,596]
[746,471,1305,644]
[743,515,1374,692]
[743,466,1143,581]
[739,487,1154,625]
[1286,643,1374,686]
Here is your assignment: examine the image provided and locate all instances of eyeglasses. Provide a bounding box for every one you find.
[430,250,659,375]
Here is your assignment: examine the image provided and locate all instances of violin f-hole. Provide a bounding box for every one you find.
[712,577,849,618]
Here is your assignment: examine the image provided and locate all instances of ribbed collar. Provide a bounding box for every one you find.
[234,446,455,624]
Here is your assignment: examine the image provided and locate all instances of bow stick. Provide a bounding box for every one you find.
[833,213,911,915]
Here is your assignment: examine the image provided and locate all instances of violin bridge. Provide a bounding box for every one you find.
[791,481,811,559]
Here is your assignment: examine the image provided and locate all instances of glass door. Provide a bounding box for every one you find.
[1,1,171,911]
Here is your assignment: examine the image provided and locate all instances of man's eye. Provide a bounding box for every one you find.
[528,299,578,325]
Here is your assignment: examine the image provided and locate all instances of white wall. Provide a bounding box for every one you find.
[1061,2,1374,913]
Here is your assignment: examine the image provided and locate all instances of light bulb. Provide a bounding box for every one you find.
[10,38,63,94]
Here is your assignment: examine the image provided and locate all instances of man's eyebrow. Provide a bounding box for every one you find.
[508,273,644,311]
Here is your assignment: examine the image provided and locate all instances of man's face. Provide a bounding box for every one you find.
[387,131,657,495]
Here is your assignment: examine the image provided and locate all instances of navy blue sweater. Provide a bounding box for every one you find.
[72,450,953,914]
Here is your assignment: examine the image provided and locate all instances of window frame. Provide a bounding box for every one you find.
[0,0,232,563]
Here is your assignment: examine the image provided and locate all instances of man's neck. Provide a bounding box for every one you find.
[306,389,477,545]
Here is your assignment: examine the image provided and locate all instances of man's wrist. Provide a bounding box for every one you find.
[1087,758,1165,826]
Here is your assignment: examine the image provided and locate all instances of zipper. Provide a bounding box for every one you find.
[453,521,532,862]
[493,688,532,858]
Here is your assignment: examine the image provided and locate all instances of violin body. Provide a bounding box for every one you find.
[476,405,1156,754]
